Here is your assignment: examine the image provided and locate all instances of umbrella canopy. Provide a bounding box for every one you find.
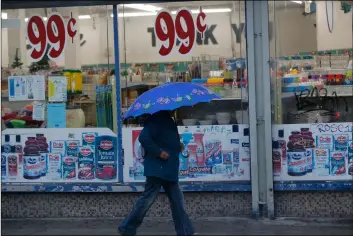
[123,82,220,119]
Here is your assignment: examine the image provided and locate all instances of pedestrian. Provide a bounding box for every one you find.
[118,110,194,236]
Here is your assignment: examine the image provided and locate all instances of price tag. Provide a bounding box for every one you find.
[154,7,207,56]
[26,13,77,62]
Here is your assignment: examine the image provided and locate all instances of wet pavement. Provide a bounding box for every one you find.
[2,217,353,235]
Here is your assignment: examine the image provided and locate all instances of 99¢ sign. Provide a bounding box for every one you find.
[154,7,207,56]
[26,13,77,62]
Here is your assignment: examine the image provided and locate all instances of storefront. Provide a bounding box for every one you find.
[1,1,352,219]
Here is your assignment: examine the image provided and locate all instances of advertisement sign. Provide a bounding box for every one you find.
[26,13,77,62]
[154,7,207,56]
[1,128,117,183]
[8,75,45,101]
[272,122,353,181]
[123,125,251,182]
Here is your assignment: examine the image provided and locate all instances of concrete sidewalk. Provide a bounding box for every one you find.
[2,217,353,235]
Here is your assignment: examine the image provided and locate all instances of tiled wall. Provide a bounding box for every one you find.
[2,191,352,218]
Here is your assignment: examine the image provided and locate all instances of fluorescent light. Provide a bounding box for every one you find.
[111,12,157,18]
[78,15,91,19]
[291,1,303,4]
[171,8,232,14]
[122,4,162,12]
[2,12,8,19]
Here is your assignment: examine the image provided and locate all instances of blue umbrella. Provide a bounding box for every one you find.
[124,82,220,118]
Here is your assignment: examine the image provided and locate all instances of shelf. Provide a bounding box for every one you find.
[120,81,159,89]
[73,100,95,104]
[213,97,248,101]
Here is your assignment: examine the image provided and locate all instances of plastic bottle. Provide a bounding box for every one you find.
[272,141,282,176]
[36,134,48,176]
[14,135,23,176]
[193,126,205,167]
[2,135,12,154]
[23,137,41,180]
[1,146,7,180]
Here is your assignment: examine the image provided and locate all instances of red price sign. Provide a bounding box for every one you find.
[154,7,207,56]
[26,13,77,62]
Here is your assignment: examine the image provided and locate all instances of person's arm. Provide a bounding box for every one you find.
[138,123,162,158]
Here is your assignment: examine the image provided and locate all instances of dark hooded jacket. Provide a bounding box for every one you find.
[138,111,180,182]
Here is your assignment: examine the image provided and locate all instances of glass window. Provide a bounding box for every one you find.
[119,1,251,183]
[269,1,353,181]
[1,6,114,129]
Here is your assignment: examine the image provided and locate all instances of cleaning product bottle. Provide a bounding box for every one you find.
[193,126,205,166]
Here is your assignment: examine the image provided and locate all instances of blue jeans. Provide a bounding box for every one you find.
[119,177,194,236]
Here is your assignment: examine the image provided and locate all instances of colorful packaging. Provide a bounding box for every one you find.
[66,140,80,157]
[47,153,62,180]
[305,148,314,173]
[316,135,334,150]
[287,149,307,176]
[62,156,76,179]
[82,132,98,146]
[1,152,6,180]
[313,149,330,176]
[7,154,18,177]
[95,136,117,180]
[23,137,41,180]
[78,146,95,180]
[50,140,66,155]
[222,150,232,165]
[330,152,346,176]
[347,141,353,176]
[334,134,349,151]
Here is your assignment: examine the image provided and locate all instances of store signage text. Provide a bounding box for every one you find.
[153,8,207,56]
[149,22,273,47]
[26,13,77,62]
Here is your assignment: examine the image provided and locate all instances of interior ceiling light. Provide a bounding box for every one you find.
[2,12,8,19]
[291,1,303,4]
[171,8,232,14]
[78,15,91,19]
[121,4,162,12]
[111,12,158,18]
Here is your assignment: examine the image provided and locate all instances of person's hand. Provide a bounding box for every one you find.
[160,151,169,160]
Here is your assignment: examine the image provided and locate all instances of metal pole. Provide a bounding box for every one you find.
[252,0,275,219]
[245,0,260,219]
[259,0,275,219]
[113,5,123,182]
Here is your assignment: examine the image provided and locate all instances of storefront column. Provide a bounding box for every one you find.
[246,0,274,219]
[316,1,352,51]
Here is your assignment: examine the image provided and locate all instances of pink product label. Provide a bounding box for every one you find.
[62,156,76,179]
[330,152,346,176]
[316,135,334,150]
[334,134,349,151]
[82,132,97,146]
[305,149,313,171]
[272,150,281,176]
[50,140,66,155]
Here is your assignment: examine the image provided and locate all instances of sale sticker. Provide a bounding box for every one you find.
[154,7,207,57]
[26,13,77,62]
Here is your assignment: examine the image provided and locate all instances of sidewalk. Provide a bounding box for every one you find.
[2,217,353,235]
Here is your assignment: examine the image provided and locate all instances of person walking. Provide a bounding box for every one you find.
[118,110,194,236]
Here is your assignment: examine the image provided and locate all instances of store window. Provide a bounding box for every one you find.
[119,1,251,183]
[269,1,353,182]
[1,6,115,129]
[1,6,119,185]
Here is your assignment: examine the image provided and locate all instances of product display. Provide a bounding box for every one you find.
[1,128,117,183]
[272,123,353,181]
[123,125,251,182]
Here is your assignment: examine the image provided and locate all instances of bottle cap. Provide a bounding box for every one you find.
[4,135,10,142]
[16,135,21,142]
[36,134,44,137]
[278,129,284,138]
